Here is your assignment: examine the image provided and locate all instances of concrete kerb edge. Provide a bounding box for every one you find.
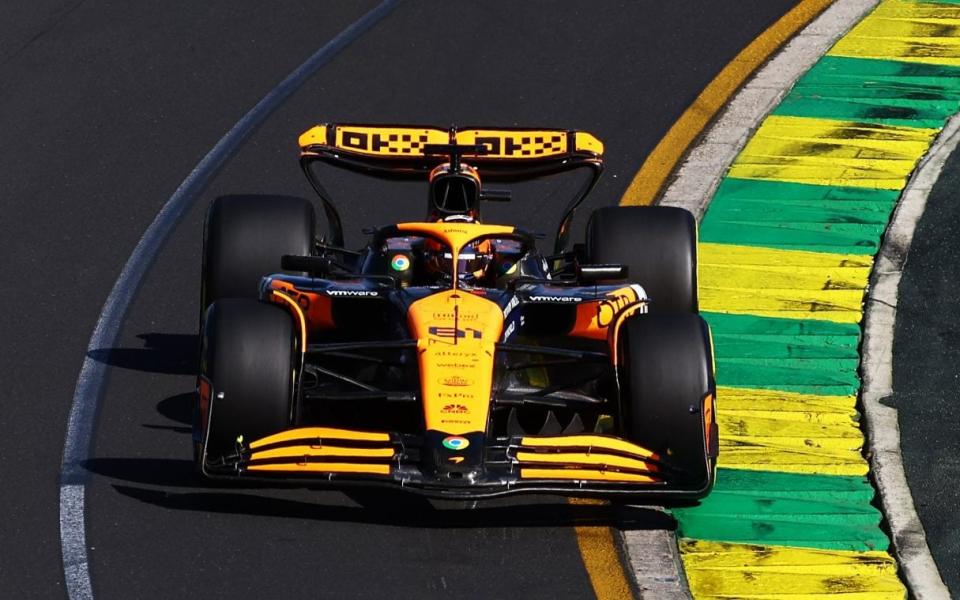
[860,112,960,600]
[620,512,690,599]
[623,1,881,598]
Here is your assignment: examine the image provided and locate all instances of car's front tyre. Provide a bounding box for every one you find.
[197,298,296,467]
[616,312,716,495]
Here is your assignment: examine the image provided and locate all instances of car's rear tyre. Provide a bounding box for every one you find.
[586,206,698,313]
[201,195,316,313]
[199,298,295,464]
[617,313,716,492]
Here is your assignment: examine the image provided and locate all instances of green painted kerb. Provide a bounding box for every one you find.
[700,179,901,255]
[776,56,960,129]
[705,312,861,395]
[674,469,890,552]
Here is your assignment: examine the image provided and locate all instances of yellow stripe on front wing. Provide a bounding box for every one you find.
[247,462,391,475]
[248,427,391,449]
[250,445,395,461]
[515,451,657,473]
[520,468,658,483]
[520,435,657,459]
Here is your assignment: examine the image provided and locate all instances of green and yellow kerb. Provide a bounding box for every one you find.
[663,1,960,597]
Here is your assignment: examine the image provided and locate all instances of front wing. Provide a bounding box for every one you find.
[202,426,714,500]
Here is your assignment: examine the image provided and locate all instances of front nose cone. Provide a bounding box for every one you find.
[422,431,485,483]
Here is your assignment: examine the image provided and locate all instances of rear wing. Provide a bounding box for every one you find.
[298,123,604,251]
[299,123,603,177]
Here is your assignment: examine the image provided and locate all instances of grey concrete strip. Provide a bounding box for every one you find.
[659,0,879,220]
[860,113,960,600]
[622,526,690,599]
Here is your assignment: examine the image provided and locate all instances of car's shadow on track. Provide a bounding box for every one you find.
[88,333,198,375]
[84,457,677,531]
[144,392,195,434]
[86,331,680,531]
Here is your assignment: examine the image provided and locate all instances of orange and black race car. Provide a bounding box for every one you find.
[194,123,717,500]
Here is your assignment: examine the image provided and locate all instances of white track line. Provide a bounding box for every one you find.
[627,1,880,598]
[860,113,960,600]
[57,3,400,598]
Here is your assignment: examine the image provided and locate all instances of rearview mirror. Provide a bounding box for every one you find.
[281,255,333,275]
[480,189,511,202]
[578,264,628,282]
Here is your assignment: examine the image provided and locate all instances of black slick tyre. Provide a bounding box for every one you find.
[617,313,716,495]
[586,206,698,313]
[201,195,315,312]
[199,298,295,464]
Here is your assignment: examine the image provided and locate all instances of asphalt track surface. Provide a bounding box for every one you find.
[893,142,960,596]
[0,2,799,597]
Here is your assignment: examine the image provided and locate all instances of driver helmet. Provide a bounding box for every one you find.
[423,217,494,285]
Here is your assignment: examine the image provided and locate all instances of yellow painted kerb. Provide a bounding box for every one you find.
[829,0,960,66]
[727,115,939,190]
[699,242,873,324]
[681,539,905,599]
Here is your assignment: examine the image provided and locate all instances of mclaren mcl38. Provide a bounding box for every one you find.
[195,123,717,501]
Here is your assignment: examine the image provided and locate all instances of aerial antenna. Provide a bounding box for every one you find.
[422,142,488,168]
[449,124,459,172]
[421,124,486,171]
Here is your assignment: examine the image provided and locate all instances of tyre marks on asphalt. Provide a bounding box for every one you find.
[669,0,960,596]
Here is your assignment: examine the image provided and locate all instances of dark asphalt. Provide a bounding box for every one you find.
[0,1,377,594]
[0,1,798,597]
[892,141,960,596]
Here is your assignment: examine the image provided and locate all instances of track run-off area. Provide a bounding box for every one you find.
[1,0,957,598]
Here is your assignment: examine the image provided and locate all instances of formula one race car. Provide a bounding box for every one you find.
[195,123,717,500]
